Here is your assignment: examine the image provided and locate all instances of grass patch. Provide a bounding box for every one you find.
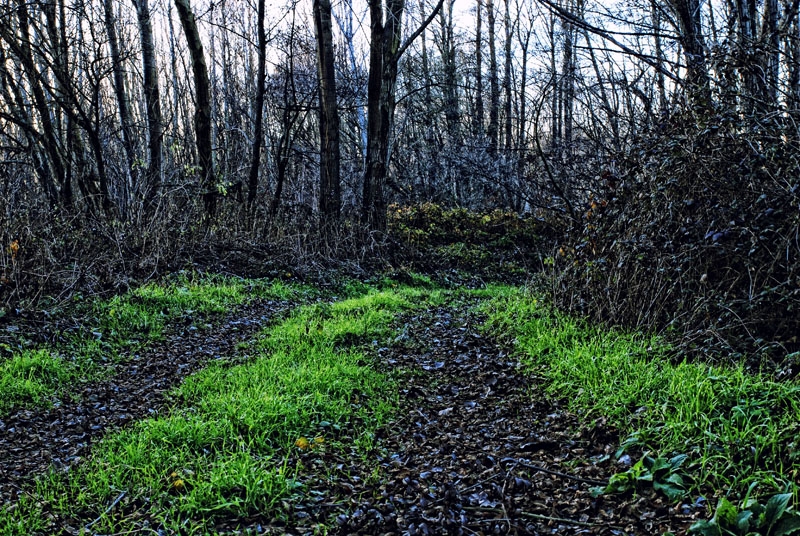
[481,287,800,499]
[0,284,441,535]
[0,349,86,412]
[0,273,314,414]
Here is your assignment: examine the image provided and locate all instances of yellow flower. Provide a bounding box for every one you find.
[295,437,310,450]
[8,240,19,260]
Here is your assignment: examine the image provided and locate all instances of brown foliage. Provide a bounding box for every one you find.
[552,110,800,369]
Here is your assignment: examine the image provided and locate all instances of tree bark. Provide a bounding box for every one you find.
[486,0,500,153]
[669,0,711,108]
[313,0,341,225]
[132,0,163,210]
[474,0,484,136]
[103,0,137,207]
[11,0,64,206]
[361,0,444,230]
[247,0,267,210]
[174,0,216,216]
[503,0,513,151]
[440,0,460,137]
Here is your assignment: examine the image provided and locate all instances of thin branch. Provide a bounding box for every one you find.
[536,0,681,83]
[397,0,446,59]
[505,458,608,486]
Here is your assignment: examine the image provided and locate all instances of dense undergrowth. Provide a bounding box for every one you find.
[553,110,800,370]
[482,287,800,506]
[387,203,550,280]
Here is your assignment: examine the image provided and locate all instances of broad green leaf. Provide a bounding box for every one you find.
[653,480,684,501]
[664,473,684,487]
[689,519,721,536]
[669,453,689,470]
[764,494,792,527]
[650,456,671,476]
[775,515,800,536]
[736,510,753,533]
[589,486,606,498]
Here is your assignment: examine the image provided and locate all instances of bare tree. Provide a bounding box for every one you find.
[103,0,137,206]
[247,0,268,210]
[361,0,444,230]
[486,0,499,153]
[133,0,163,210]
[313,0,341,224]
[174,0,216,216]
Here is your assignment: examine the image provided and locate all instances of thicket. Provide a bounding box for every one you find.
[386,203,552,279]
[552,109,800,371]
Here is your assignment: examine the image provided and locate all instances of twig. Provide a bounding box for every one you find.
[503,458,607,486]
[517,510,597,528]
[455,468,501,494]
[462,506,597,528]
[85,490,126,531]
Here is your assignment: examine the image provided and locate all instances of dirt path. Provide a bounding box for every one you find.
[2,296,705,534]
[0,299,292,504]
[276,302,702,535]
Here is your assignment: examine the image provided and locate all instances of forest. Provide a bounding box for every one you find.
[1,0,800,533]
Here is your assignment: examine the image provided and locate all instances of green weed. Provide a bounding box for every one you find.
[0,349,87,411]
[689,485,800,536]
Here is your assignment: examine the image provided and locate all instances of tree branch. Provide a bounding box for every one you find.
[537,0,681,83]
[397,0,445,59]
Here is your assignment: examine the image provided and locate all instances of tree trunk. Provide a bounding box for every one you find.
[133,0,163,210]
[313,0,341,225]
[651,0,668,114]
[361,0,443,229]
[670,0,711,108]
[103,0,137,208]
[440,0,460,137]
[247,0,267,209]
[486,0,499,153]
[503,0,513,151]
[13,0,64,206]
[474,0,484,136]
[361,0,404,230]
[174,0,216,216]
[561,0,576,159]
[760,0,780,105]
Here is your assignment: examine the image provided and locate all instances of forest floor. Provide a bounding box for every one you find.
[0,297,292,503]
[270,302,702,536]
[0,278,709,535]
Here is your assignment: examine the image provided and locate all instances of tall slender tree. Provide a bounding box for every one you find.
[361,0,444,230]
[247,0,267,210]
[313,0,341,224]
[133,0,163,210]
[174,0,216,216]
[486,0,500,153]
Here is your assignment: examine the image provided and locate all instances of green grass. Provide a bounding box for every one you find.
[0,274,315,414]
[481,287,800,498]
[0,349,86,412]
[0,284,444,535]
